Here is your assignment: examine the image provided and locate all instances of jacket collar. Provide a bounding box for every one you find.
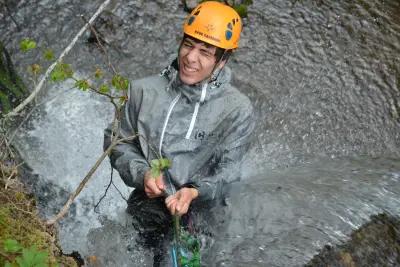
[161,59,232,104]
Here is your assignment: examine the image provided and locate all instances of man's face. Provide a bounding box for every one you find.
[178,37,224,85]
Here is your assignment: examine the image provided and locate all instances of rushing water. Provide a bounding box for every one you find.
[1,0,400,266]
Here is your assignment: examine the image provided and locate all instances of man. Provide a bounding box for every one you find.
[104,0,255,263]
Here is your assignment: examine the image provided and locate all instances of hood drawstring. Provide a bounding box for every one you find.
[185,82,208,139]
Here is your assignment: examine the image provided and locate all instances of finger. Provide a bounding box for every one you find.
[165,195,174,205]
[176,202,189,216]
[169,201,179,215]
[166,197,177,210]
[146,180,162,195]
[155,175,165,190]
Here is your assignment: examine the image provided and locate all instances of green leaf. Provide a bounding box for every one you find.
[151,159,161,178]
[98,84,109,93]
[159,158,172,169]
[16,247,48,267]
[50,63,73,82]
[43,49,54,61]
[119,95,128,105]
[20,39,37,52]
[4,262,12,267]
[111,75,129,91]
[75,79,90,91]
[150,158,171,178]
[4,239,23,253]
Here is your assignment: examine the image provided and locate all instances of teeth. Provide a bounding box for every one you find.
[184,64,197,72]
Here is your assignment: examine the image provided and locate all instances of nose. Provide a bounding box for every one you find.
[185,47,200,63]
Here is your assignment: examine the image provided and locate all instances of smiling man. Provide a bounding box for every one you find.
[104,1,255,265]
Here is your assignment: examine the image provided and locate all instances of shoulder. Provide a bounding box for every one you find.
[220,83,254,116]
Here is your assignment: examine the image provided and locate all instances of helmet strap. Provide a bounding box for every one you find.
[210,50,230,83]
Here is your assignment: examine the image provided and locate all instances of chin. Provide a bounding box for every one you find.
[179,70,199,85]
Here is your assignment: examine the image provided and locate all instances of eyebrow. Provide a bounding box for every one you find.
[184,37,214,50]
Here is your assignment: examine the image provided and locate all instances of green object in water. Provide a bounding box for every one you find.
[172,216,201,267]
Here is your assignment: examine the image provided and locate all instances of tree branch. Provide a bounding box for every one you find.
[6,0,112,117]
[45,134,137,226]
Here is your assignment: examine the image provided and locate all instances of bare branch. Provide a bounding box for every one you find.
[6,0,112,117]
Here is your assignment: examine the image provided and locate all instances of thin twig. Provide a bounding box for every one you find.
[94,165,114,213]
[45,134,137,226]
[5,167,18,189]
[6,0,112,117]
[80,15,118,75]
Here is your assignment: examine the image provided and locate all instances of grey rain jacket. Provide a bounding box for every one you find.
[104,61,255,201]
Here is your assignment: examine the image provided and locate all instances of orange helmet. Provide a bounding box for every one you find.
[183,1,242,50]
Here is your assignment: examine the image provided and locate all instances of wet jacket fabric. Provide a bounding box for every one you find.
[104,61,255,201]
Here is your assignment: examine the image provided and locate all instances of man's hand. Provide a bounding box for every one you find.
[165,187,199,216]
[144,169,165,198]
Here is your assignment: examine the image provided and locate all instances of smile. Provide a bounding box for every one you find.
[182,63,198,73]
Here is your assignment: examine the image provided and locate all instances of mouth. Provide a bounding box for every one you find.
[181,63,198,74]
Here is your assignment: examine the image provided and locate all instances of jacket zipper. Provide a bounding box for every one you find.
[159,93,181,156]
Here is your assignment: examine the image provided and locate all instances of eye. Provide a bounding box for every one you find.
[183,41,194,48]
[200,49,213,58]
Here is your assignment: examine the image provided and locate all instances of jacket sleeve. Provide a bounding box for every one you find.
[191,104,256,201]
[103,86,150,189]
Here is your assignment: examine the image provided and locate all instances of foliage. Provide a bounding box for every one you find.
[3,239,50,267]
[19,39,37,52]
[50,63,73,82]
[0,168,76,266]
[197,0,253,18]
[43,49,55,61]
[150,158,172,177]
[111,74,129,91]
[178,229,201,267]
[75,79,90,91]
[233,4,248,18]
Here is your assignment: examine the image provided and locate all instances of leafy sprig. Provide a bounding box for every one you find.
[150,158,172,177]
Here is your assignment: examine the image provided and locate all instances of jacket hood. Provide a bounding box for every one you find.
[161,58,232,103]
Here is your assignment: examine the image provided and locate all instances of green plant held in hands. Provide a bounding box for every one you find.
[19,39,37,52]
[150,158,172,177]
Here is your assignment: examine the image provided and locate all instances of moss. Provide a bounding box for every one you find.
[0,91,11,114]
[233,4,248,18]
[0,151,78,266]
[0,41,28,115]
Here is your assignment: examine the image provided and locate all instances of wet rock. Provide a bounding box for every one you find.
[0,41,28,115]
[86,11,124,48]
[306,213,400,267]
[181,0,253,17]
